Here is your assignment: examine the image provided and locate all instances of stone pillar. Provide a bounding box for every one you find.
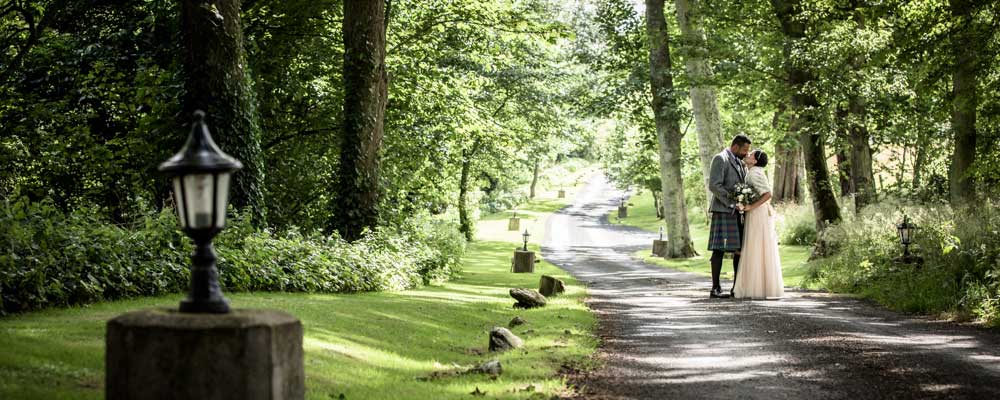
[558,190,566,198]
[513,250,535,273]
[618,206,628,218]
[508,217,520,231]
[106,309,304,400]
[652,239,668,257]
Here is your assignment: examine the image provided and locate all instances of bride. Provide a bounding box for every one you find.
[733,150,784,299]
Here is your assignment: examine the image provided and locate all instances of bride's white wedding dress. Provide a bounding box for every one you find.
[733,166,784,299]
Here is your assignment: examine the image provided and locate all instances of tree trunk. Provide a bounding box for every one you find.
[646,0,696,258]
[771,105,804,204]
[834,105,853,197]
[772,139,804,204]
[458,151,473,242]
[771,0,842,233]
[673,0,724,219]
[848,94,875,212]
[836,148,852,196]
[652,190,663,219]
[913,138,926,189]
[837,2,876,214]
[329,0,388,240]
[949,0,978,205]
[181,0,266,224]
[529,159,540,199]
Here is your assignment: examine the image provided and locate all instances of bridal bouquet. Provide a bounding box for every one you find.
[729,183,759,210]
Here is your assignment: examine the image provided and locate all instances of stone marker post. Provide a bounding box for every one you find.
[513,249,536,273]
[106,309,304,400]
[652,227,668,256]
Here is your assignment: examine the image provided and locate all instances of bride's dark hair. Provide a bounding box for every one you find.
[753,150,768,168]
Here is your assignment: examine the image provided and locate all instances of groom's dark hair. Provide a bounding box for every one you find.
[753,150,769,168]
[731,134,752,146]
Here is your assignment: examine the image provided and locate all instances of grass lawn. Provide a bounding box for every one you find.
[0,172,598,399]
[611,191,817,289]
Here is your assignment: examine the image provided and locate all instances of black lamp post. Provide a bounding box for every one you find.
[159,111,243,314]
[659,226,664,241]
[896,214,917,259]
[522,229,531,251]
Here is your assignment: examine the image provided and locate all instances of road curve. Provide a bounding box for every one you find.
[543,173,1000,400]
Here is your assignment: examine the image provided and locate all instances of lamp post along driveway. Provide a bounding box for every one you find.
[513,229,535,273]
[105,112,305,400]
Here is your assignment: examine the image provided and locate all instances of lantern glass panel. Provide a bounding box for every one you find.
[172,177,187,227]
[900,227,911,244]
[214,173,230,227]
[178,173,217,229]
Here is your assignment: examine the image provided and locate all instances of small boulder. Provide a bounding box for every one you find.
[539,275,566,297]
[509,316,526,327]
[510,288,547,309]
[489,327,524,352]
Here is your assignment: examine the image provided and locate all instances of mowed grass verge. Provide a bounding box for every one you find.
[0,181,598,399]
[611,191,816,289]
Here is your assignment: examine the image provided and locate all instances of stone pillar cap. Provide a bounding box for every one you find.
[109,309,300,330]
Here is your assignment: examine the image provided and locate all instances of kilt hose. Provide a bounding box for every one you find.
[707,211,744,252]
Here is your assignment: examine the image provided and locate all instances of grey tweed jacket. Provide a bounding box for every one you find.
[708,149,747,214]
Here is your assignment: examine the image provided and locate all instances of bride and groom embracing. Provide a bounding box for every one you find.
[707,134,784,300]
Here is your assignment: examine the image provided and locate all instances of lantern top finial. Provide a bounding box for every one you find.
[158,110,243,177]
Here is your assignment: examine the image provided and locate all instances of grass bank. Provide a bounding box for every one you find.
[611,191,816,289]
[0,175,598,399]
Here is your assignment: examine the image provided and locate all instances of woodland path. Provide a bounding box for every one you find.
[543,173,1000,399]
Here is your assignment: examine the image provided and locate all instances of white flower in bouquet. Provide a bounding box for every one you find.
[729,183,760,209]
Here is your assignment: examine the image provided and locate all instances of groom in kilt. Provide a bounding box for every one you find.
[707,134,752,298]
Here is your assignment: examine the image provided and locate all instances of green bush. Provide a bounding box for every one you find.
[0,196,465,315]
[775,202,817,246]
[806,200,1000,325]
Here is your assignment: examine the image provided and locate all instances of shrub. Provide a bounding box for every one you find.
[806,200,1000,326]
[775,202,817,246]
[0,196,466,315]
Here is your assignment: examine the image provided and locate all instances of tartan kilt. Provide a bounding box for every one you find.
[707,212,743,252]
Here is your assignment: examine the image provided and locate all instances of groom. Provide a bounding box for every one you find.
[707,134,752,298]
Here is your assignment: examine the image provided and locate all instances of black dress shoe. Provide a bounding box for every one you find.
[710,288,730,298]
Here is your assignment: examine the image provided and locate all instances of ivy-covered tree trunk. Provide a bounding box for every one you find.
[848,93,875,212]
[180,0,265,224]
[529,159,540,199]
[948,0,978,205]
[836,147,852,197]
[771,0,841,233]
[847,7,875,213]
[673,0,724,220]
[646,0,696,258]
[330,0,388,240]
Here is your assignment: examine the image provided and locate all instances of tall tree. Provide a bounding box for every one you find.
[330,0,388,240]
[646,0,696,258]
[770,105,804,203]
[845,3,876,212]
[948,0,978,204]
[181,0,266,224]
[770,0,842,232]
[673,0,725,218]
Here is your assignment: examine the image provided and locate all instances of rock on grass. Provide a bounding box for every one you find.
[510,288,547,308]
